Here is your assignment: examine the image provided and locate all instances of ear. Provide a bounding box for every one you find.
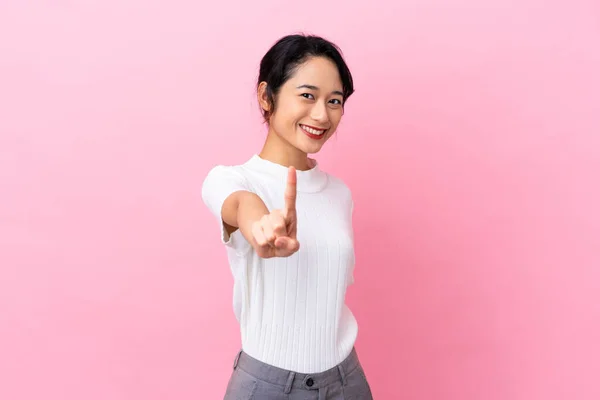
[257,81,271,112]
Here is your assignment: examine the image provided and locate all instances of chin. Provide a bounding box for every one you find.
[297,136,330,154]
[298,141,326,154]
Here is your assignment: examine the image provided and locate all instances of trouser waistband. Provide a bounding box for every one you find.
[232,348,359,394]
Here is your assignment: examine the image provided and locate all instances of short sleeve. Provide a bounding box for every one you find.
[201,165,252,246]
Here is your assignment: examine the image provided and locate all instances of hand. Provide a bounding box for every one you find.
[251,167,300,258]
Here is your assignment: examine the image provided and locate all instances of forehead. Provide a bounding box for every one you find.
[286,57,342,89]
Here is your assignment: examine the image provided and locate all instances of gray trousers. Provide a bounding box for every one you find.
[223,347,374,399]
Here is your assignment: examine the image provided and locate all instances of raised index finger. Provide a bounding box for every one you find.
[284,166,297,214]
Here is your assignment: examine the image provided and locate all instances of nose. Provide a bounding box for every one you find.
[310,101,330,125]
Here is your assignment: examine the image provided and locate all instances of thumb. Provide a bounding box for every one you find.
[274,236,299,252]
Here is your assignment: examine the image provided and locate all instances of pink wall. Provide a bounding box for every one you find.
[1,1,599,399]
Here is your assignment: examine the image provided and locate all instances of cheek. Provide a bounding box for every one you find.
[270,111,299,137]
[275,102,305,127]
[329,110,344,127]
[272,111,296,132]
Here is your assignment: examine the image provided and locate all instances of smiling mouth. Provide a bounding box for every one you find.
[299,124,328,137]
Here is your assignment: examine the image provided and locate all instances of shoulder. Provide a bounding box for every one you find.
[324,170,352,192]
[324,172,354,203]
[203,159,254,182]
[201,161,254,196]
[204,163,245,179]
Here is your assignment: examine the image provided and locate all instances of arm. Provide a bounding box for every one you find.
[202,164,298,258]
[221,190,269,244]
[219,167,299,258]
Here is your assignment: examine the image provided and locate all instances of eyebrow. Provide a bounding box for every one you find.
[296,84,344,97]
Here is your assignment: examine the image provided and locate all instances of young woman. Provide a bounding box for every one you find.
[202,34,373,400]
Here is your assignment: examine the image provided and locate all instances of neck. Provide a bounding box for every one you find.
[259,128,312,171]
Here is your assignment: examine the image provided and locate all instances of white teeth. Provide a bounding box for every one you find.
[301,125,326,135]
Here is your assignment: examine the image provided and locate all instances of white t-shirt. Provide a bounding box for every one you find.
[201,154,358,373]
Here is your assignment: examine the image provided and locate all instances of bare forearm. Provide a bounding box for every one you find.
[218,166,298,258]
[222,191,269,244]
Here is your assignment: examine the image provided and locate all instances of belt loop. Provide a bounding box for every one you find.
[337,364,347,386]
[284,371,295,394]
[233,349,243,370]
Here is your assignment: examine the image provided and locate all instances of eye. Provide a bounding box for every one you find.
[300,93,314,100]
[329,99,343,105]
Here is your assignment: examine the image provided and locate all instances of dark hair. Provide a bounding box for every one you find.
[257,34,354,122]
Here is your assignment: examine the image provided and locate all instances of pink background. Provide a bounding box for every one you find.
[1,1,599,399]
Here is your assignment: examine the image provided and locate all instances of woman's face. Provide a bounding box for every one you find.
[260,56,345,154]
